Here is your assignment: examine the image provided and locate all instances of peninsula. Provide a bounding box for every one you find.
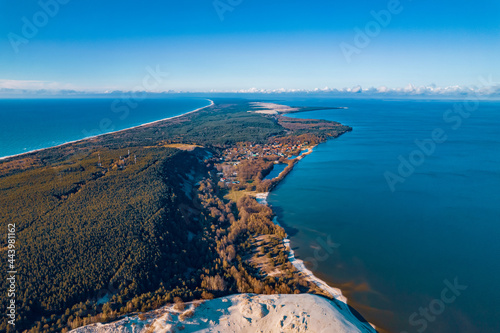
[0,99,375,333]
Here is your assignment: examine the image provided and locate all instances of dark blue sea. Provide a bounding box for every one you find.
[0,97,211,158]
[266,98,500,333]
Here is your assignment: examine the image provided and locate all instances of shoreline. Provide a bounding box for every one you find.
[255,190,347,303]
[0,99,215,162]
[255,149,376,332]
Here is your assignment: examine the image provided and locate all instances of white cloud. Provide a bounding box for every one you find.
[0,79,78,91]
[349,85,362,93]
[0,79,499,98]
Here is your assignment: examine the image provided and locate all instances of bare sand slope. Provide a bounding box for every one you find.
[72,293,372,333]
[249,102,300,114]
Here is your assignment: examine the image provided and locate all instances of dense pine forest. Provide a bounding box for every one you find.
[0,99,351,332]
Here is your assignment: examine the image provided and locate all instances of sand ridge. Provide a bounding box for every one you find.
[72,293,370,333]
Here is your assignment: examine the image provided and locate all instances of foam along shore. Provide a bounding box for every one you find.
[72,293,371,333]
[255,191,376,332]
[0,99,215,162]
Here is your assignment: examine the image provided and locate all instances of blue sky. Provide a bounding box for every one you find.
[0,0,499,93]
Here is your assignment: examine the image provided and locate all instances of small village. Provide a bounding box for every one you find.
[214,140,313,188]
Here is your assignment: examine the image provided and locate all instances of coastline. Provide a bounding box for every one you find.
[4,99,377,332]
[255,190,347,303]
[255,148,376,332]
[0,99,214,162]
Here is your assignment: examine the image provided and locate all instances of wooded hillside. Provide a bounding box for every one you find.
[0,99,351,332]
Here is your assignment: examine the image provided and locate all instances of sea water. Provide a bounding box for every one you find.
[0,97,210,158]
[267,98,500,333]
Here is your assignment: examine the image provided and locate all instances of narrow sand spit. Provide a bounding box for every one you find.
[0,99,214,161]
[73,105,377,332]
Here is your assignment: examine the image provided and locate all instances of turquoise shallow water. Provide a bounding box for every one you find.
[0,97,210,158]
[266,98,500,333]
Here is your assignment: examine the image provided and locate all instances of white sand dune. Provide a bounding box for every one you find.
[72,293,374,333]
[249,102,300,114]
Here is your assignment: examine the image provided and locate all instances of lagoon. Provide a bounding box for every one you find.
[267,98,500,333]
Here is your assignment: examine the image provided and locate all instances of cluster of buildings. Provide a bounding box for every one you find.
[219,141,307,163]
[214,141,309,186]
